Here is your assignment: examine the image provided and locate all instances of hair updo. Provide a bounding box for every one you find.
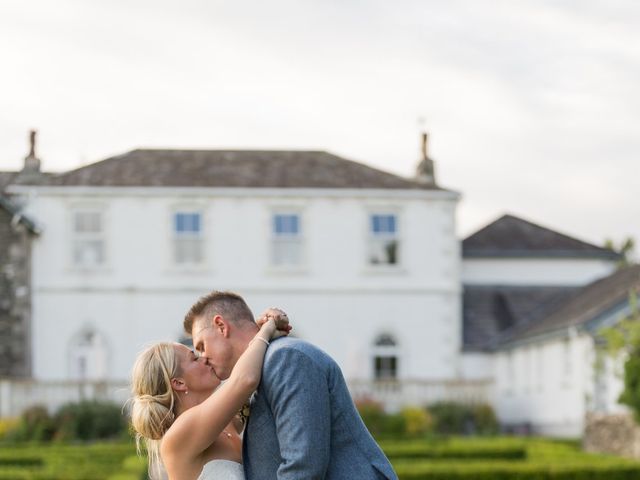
[129,342,181,478]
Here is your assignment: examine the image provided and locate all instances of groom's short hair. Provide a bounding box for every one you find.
[183,291,255,335]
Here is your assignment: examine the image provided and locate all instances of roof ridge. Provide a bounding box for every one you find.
[463,212,620,259]
[497,264,640,346]
[501,214,611,252]
[131,147,329,153]
[18,149,449,191]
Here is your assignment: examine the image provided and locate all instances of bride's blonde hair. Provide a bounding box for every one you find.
[130,342,181,479]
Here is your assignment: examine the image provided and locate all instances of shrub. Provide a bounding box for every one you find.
[0,418,19,441]
[53,401,127,441]
[7,405,56,442]
[427,402,498,435]
[356,398,388,435]
[356,398,405,438]
[472,404,499,435]
[400,407,433,437]
[5,401,127,443]
[428,402,471,435]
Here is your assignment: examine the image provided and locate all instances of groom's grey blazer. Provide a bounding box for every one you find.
[243,337,398,480]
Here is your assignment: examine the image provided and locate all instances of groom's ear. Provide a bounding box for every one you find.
[213,315,230,338]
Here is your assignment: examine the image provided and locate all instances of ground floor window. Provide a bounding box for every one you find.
[373,333,399,380]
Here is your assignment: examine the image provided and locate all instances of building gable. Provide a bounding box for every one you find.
[463,214,620,260]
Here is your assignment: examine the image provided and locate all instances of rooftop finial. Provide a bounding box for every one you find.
[421,132,428,161]
[415,130,436,186]
[28,130,37,158]
[22,129,41,173]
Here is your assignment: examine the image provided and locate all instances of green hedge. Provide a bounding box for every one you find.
[384,437,640,480]
[0,456,43,467]
[106,455,147,480]
[396,466,640,480]
[384,443,526,460]
[394,464,640,480]
[0,442,139,480]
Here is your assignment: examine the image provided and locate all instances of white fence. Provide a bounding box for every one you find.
[0,379,130,418]
[0,378,493,418]
[348,379,494,411]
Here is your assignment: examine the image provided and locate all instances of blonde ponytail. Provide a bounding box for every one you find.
[129,343,180,479]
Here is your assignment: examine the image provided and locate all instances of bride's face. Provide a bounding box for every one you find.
[173,344,221,395]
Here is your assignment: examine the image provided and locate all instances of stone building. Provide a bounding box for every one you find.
[0,132,42,378]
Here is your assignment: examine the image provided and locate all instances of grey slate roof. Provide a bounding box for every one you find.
[463,285,579,351]
[497,265,640,347]
[463,214,620,260]
[23,149,443,190]
[0,172,18,191]
[4,170,54,188]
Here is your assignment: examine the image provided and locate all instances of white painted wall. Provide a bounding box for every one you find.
[591,353,629,415]
[463,258,616,287]
[20,186,461,382]
[460,352,494,380]
[494,334,596,436]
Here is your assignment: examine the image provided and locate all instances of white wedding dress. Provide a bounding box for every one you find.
[197,459,245,480]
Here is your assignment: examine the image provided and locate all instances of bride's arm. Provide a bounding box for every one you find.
[163,315,285,457]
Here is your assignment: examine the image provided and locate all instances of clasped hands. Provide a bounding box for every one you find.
[256,307,292,340]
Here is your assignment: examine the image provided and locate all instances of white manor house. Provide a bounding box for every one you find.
[0,132,637,437]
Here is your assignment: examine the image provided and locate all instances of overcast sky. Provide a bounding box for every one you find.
[1,0,638,251]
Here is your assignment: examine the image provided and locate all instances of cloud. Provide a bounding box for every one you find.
[0,0,638,247]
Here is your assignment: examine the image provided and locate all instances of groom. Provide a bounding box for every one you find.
[184,291,398,480]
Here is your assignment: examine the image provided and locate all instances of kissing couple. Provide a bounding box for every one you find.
[130,291,398,480]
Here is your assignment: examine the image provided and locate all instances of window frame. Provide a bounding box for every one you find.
[366,210,402,269]
[171,208,206,268]
[69,205,108,270]
[269,209,306,270]
[372,333,400,381]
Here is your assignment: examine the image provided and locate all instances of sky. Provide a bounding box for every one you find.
[1,0,638,252]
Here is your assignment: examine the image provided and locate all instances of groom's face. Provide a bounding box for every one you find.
[191,315,235,380]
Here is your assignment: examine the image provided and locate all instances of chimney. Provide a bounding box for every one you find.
[415,131,436,185]
[23,129,41,173]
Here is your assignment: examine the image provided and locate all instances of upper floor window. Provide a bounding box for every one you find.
[72,210,105,267]
[368,213,399,266]
[271,213,303,267]
[174,212,203,265]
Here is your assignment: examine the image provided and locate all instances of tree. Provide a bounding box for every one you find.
[604,237,636,268]
[598,291,640,422]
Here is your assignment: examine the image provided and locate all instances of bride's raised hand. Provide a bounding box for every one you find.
[256,307,292,339]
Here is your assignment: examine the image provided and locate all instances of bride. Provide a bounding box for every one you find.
[129,308,290,480]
